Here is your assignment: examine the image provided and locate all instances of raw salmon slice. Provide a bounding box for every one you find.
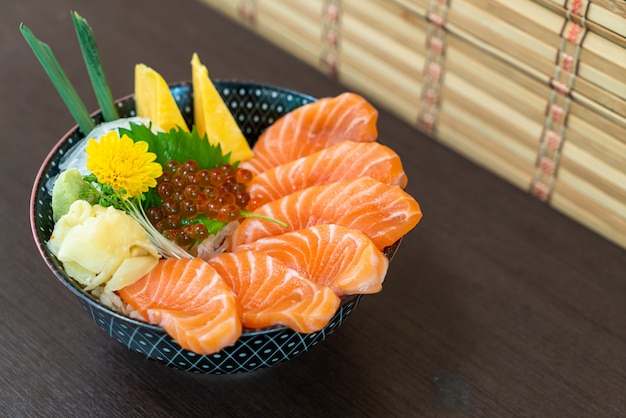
[241,92,378,174]
[208,251,340,333]
[231,177,422,251]
[235,224,389,296]
[118,258,242,355]
[247,141,408,209]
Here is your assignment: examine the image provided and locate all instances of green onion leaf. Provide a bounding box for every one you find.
[20,23,95,135]
[241,210,289,228]
[71,11,118,122]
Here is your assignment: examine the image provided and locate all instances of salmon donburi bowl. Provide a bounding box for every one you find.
[27,13,421,373]
[31,79,422,373]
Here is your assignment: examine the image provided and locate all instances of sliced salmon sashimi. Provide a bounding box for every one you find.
[241,92,378,175]
[231,177,422,251]
[112,90,422,354]
[208,251,340,333]
[118,258,242,355]
[246,141,408,209]
[235,224,389,296]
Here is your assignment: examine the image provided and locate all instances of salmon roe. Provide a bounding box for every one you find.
[147,159,253,246]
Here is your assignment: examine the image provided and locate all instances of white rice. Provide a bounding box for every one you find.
[89,285,143,319]
[196,221,239,261]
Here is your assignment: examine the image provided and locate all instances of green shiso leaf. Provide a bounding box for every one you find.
[119,123,234,169]
[120,122,235,211]
[20,23,95,135]
[71,11,118,122]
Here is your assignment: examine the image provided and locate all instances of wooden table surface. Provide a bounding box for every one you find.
[2,0,625,416]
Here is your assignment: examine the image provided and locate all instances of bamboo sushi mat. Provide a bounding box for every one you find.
[199,0,626,249]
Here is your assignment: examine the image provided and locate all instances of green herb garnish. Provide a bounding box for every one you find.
[119,122,233,169]
[71,11,118,122]
[20,23,95,135]
[180,216,228,236]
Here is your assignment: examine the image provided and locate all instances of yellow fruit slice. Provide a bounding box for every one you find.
[134,63,189,132]
[191,53,254,162]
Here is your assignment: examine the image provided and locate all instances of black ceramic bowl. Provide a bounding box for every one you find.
[31,81,399,374]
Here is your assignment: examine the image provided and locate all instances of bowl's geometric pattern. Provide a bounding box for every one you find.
[31,82,379,373]
[80,294,361,374]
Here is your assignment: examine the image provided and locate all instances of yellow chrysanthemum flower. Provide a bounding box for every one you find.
[86,131,162,198]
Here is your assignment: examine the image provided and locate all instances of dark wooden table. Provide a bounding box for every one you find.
[2,0,625,416]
